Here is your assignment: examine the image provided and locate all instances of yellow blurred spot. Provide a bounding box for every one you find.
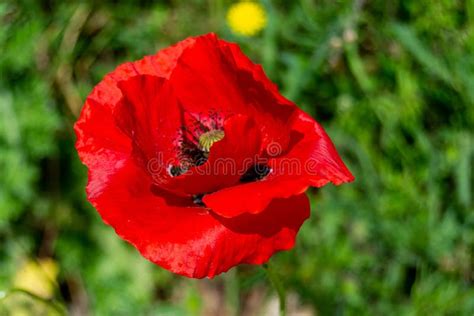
[13,258,59,299]
[227,1,267,36]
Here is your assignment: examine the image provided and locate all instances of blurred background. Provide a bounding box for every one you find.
[1,0,473,315]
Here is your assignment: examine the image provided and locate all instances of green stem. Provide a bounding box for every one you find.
[263,263,286,316]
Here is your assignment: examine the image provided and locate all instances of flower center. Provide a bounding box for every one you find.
[169,111,225,177]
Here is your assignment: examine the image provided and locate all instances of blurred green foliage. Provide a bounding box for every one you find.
[0,0,473,315]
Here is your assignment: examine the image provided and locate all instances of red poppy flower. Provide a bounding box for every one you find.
[75,33,354,278]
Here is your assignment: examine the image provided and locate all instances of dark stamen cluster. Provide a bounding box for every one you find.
[192,194,206,207]
[240,164,271,183]
[169,111,224,177]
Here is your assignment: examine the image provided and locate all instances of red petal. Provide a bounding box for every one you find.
[75,36,196,181]
[89,159,309,278]
[168,34,249,115]
[168,35,296,150]
[114,75,182,171]
[203,110,354,218]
